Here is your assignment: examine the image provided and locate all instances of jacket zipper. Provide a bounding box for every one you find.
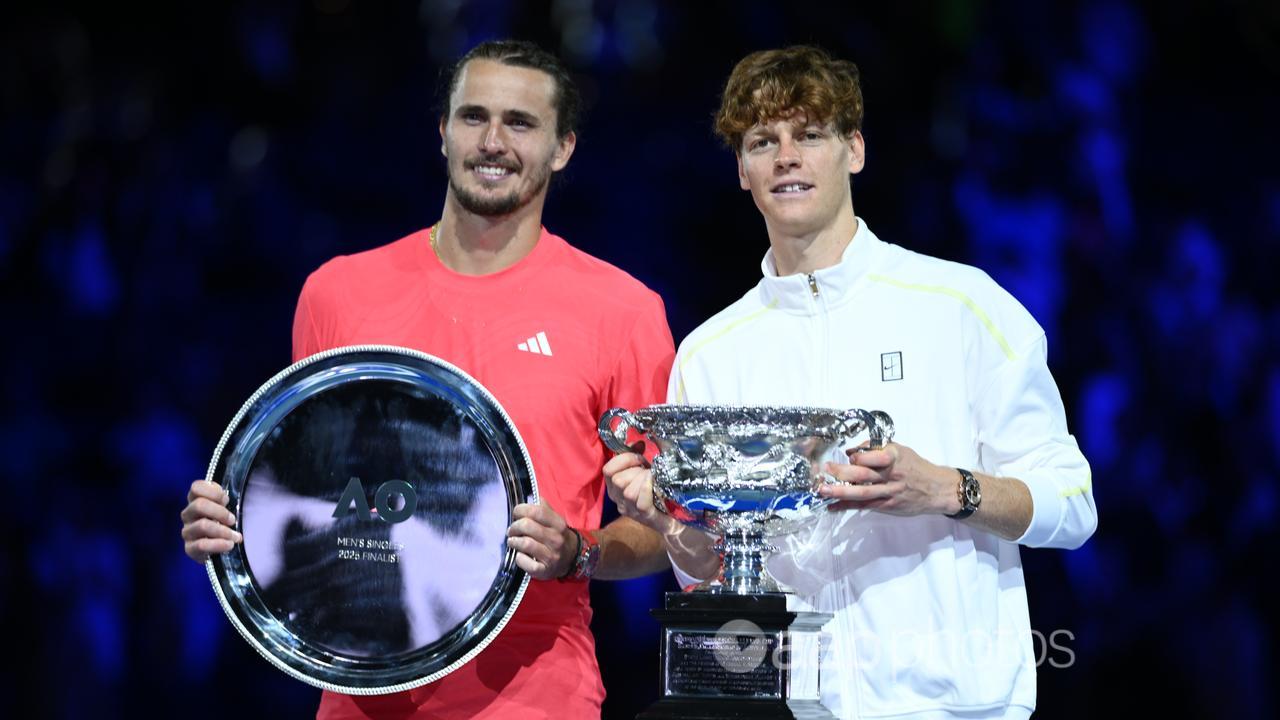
[806,273,830,402]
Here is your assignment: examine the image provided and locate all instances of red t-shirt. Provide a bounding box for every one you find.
[293,227,674,719]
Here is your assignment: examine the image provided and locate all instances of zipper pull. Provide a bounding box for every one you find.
[807,273,820,298]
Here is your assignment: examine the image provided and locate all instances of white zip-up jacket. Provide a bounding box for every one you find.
[669,219,1096,719]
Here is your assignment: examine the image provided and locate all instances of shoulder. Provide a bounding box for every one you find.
[676,285,768,359]
[871,241,997,294]
[869,242,1044,351]
[542,232,669,330]
[301,230,425,303]
[550,233,663,304]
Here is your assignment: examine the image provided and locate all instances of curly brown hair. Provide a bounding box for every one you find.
[714,46,864,152]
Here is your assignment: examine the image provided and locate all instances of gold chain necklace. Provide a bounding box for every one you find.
[429,224,440,256]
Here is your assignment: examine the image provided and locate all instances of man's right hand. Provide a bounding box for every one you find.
[181,479,243,563]
[604,451,722,581]
[604,451,677,534]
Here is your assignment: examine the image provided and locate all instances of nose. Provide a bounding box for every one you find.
[774,135,801,170]
[480,120,507,154]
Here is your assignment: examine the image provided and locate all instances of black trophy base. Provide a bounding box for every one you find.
[641,592,835,720]
[638,697,835,719]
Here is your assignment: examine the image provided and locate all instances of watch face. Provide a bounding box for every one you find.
[583,545,601,575]
[964,479,982,507]
[579,534,601,578]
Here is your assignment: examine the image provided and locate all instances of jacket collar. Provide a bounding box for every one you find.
[758,217,882,312]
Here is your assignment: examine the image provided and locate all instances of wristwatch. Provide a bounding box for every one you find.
[946,468,982,520]
[560,528,601,582]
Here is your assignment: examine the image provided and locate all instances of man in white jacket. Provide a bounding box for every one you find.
[605,46,1097,719]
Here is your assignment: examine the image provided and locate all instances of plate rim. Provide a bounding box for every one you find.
[204,344,537,694]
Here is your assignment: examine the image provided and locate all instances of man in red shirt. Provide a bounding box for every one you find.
[180,39,675,719]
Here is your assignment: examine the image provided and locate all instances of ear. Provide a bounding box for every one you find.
[439,115,448,157]
[847,130,865,175]
[737,152,750,191]
[550,130,577,172]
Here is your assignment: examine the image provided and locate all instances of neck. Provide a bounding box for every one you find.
[433,192,548,275]
[766,206,859,276]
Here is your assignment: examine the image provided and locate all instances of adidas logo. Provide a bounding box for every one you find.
[517,331,553,356]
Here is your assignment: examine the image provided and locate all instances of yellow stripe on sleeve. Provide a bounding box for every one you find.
[1060,470,1092,498]
[868,274,1017,361]
[674,300,779,402]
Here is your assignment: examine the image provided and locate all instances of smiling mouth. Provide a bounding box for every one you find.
[468,162,518,182]
[771,183,813,194]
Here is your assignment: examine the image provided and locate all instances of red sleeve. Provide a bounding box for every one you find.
[291,269,341,362]
[605,289,675,412]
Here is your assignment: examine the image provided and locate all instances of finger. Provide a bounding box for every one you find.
[635,488,653,515]
[509,537,566,579]
[604,452,646,476]
[824,462,882,485]
[180,497,237,526]
[608,467,648,497]
[817,480,901,502]
[186,537,237,562]
[513,502,567,531]
[606,477,636,509]
[507,535,552,564]
[511,503,548,523]
[182,517,243,544]
[506,518,568,551]
[622,477,653,514]
[510,506,556,532]
[847,449,894,469]
[187,479,226,505]
[512,551,551,578]
[604,465,638,496]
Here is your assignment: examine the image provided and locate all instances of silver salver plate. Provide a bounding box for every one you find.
[205,344,537,694]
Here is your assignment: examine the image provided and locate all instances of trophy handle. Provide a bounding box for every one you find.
[867,410,895,447]
[840,409,896,450]
[598,408,639,454]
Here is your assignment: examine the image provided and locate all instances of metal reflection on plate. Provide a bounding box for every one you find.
[206,345,536,694]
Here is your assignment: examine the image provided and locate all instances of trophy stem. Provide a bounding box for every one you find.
[709,529,783,594]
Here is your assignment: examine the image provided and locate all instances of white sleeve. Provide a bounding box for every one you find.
[975,334,1098,549]
[670,558,707,589]
[664,348,713,586]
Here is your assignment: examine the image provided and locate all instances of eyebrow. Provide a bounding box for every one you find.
[454,104,487,118]
[454,104,542,127]
[504,109,540,126]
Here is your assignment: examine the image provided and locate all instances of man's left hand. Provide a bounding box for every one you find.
[507,502,577,580]
[818,442,958,516]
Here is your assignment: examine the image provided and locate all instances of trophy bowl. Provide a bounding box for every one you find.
[599,404,894,594]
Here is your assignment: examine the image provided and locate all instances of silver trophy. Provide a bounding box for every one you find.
[600,404,895,718]
[598,404,895,594]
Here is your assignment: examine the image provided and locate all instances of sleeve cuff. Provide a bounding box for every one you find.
[669,552,707,590]
[1014,470,1065,548]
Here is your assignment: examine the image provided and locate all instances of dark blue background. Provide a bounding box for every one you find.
[2,1,1277,718]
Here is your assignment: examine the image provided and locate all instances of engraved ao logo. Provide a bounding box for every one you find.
[713,619,769,674]
[332,477,418,523]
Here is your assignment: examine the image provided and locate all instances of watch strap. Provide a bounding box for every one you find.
[559,527,601,582]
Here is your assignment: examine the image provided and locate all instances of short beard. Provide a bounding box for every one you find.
[448,160,552,217]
